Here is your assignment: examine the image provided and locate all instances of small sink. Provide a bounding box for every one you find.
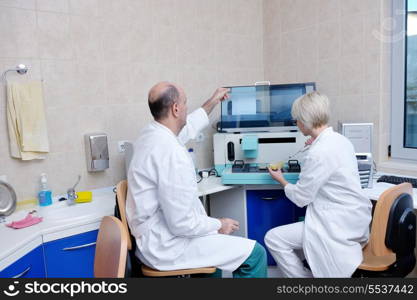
[38,199,97,222]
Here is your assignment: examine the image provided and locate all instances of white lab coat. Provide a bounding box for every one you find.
[284,127,372,277]
[126,108,255,271]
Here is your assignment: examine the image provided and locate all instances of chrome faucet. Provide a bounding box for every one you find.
[67,175,81,206]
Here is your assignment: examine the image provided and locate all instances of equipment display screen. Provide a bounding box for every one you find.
[220,82,315,132]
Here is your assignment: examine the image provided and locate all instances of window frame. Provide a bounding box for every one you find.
[391,0,417,160]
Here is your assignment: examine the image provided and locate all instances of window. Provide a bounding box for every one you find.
[391,0,417,160]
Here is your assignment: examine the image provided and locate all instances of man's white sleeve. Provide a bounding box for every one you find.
[178,108,209,145]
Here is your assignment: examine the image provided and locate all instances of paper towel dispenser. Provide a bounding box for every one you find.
[84,133,109,172]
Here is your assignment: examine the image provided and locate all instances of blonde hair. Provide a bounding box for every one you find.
[291,91,330,130]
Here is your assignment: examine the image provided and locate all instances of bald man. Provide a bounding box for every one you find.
[126,82,267,277]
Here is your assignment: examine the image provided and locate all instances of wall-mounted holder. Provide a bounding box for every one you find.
[84,133,109,172]
[2,64,28,81]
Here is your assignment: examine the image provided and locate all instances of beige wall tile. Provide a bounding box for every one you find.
[100,16,130,63]
[97,0,129,20]
[328,95,342,128]
[263,0,282,37]
[298,26,319,64]
[74,56,107,106]
[45,151,84,195]
[364,11,382,55]
[175,0,201,33]
[68,0,97,16]
[151,0,177,28]
[340,55,364,95]
[280,31,299,66]
[129,29,154,63]
[341,14,364,57]
[107,104,143,141]
[337,95,366,123]
[317,58,340,96]
[0,0,36,9]
[195,0,218,33]
[363,53,381,94]
[341,0,364,17]
[45,106,82,153]
[297,0,319,30]
[152,25,178,65]
[37,11,73,59]
[37,0,68,13]
[103,60,131,105]
[41,60,77,108]
[0,8,38,58]
[318,0,341,22]
[69,15,102,59]
[215,33,241,68]
[318,20,341,60]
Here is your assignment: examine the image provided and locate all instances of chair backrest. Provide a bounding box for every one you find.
[365,183,413,257]
[94,216,128,278]
[116,180,132,250]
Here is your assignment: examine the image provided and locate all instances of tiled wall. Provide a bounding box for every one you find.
[263,0,392,166]
[0,0,264,200]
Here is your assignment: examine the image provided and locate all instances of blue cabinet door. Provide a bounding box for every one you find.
[43,230,98,278]
[247,190,297,265]
[0,246,46,278]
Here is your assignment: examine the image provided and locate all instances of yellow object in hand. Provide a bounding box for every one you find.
[268,161,285,171]
[75,191,92,203]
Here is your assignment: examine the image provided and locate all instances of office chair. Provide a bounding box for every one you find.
[94,216,128,278]
[353,183,416,277]
[115,180,217,278]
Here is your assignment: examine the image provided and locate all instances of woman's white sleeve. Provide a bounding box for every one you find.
[284,153,333,207]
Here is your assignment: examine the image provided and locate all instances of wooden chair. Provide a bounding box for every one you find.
[354,183,416,277]
[94,216,128,278]
[116,180,216,277]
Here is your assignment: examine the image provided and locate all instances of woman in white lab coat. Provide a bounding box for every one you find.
[265,91,372,278]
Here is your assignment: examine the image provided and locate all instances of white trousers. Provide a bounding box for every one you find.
[264,221,313,278]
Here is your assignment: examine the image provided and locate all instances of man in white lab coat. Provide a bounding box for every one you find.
[265,91,372,278]
[126,82,267,277]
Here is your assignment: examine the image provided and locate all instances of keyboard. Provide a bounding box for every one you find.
[377,175,417,188]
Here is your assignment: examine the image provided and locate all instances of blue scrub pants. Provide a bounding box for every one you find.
[204,242,268,278]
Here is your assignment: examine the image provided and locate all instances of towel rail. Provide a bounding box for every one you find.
[2,64,28,81]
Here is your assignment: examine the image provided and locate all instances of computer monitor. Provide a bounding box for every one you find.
[220,82,316,133]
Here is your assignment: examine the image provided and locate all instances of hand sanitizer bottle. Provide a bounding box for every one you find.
[38,173,52,206]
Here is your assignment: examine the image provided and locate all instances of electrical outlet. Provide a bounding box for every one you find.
[117,141,129,153]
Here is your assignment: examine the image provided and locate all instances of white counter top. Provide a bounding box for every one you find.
[0,187,116,269]
[197,176,237,197]
[0,178,235,270]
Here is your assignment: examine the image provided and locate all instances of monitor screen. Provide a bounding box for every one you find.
[220,82,316,132]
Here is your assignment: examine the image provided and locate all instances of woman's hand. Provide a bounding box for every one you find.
[268,167,288,187]
[305,137,315,146]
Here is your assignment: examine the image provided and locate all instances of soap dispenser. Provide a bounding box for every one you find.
[38,173,52,206]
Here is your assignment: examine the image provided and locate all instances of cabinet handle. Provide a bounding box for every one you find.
[63,242,96,251]
[12,266,31,278]
[261,197,277,200]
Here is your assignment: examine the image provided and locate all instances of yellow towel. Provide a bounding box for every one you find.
[6,81,49,160]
